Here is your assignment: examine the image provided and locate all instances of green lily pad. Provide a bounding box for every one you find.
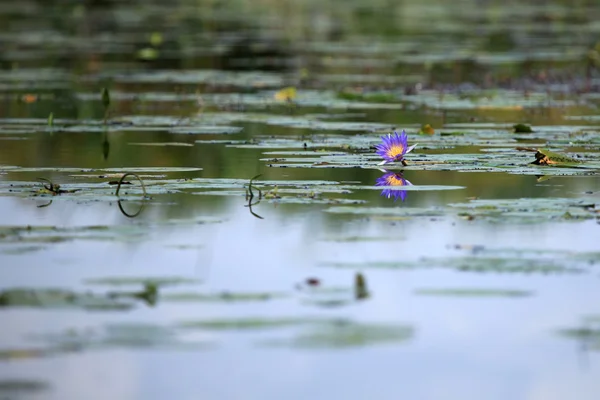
[168,126,243,135]
[0,288,135,310]
[25,323,212,353]
[162,291,288,302]
[178,317,325,331]
[0,166,202,173]
[84,276,199,287]
[320,235,406,242]
[321,256,586,274]
[260,320,414,349]
[414,288,533,297]
[129,142,194,147]
[0,379,49,394]
[324,206,445,217]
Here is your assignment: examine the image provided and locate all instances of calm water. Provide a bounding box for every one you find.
[1,1,600,399]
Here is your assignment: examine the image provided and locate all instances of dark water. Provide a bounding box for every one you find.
[1,1,600,399]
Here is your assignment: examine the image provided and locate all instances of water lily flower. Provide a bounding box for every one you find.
[375,171,412,202]
[375,130,417,166]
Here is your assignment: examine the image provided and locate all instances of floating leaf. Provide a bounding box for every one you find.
[513,123,533,133]
[178,317,324,330]
[261,320,414,349]
[414,288,533,297]
[530,148,583,166]
[85,276,199,287]
[0,288,134,310]
[162,291,288,302]
[274,86,297,102]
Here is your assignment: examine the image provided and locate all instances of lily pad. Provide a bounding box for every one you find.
[84,276,199,287]
[25,323,212,353]
[414,288,533,297]
[0,288,135,311]
[260,320,414,349]
[0,379,49,394]
[129,142,194,147]
[324,206,445,217]
[168,126,243,135]
[162,291,288,302]
[178,317,325,331]
[320,256,586,274]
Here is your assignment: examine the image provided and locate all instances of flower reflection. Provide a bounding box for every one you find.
[375,170,412,202]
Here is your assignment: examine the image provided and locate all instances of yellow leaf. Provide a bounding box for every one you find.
[137,47,159,60]
[22,94,38,103]
[274,87,297,102]
[477,105,523,111]
[419,124,435,135]
[150,32,163,47]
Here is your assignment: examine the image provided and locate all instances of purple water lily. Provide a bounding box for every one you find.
[375,171,412,202]
[375,130,417,166]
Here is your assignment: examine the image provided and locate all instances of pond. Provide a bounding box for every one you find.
[1,0,600,399]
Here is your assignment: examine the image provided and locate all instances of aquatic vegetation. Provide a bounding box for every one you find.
[320,256,588,275]
[375,130,417,166]
[84,276,199,287]
[260,320,414,349]
[354,272,369,300]
[513,123,533,133]
[178,317,323,331]
[414,288,533,298]
[0,288,135,311]
[2,3,600,397]
[556,319,600,352]
[162,291,288,303]
[0,380,49,395]
[273,86,297,102]
[418,124,435,135]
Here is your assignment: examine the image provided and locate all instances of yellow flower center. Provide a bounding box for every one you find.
[386,144,405,160]
[385,174,405,186]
